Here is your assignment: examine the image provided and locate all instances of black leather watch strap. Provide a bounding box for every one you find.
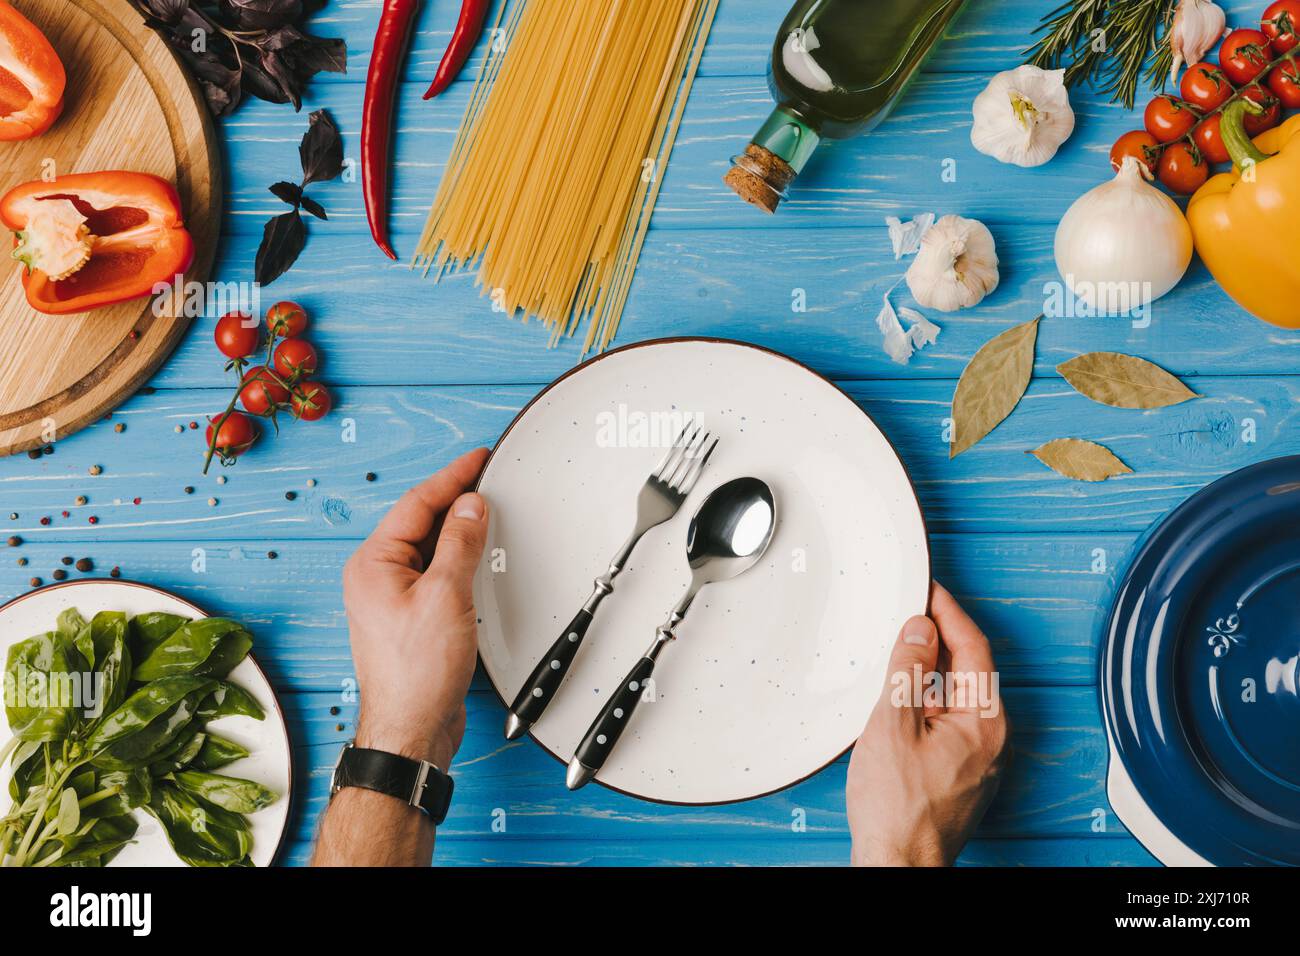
[330,743,454,824]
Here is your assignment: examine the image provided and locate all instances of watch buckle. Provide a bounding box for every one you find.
[330,740,354,796]
[409,760,432,808]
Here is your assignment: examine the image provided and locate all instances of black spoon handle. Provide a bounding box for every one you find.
[570,656,656,783]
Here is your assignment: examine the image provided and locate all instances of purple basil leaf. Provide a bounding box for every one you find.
[269,181,303,206]
[298,109,344,185]
[239,58,291,105]
[220,0,302,30]
[286,33,347,75]
[141,0,189,25]
[255,210,307,286]
[260,48,303,109]
[299,194,327,220]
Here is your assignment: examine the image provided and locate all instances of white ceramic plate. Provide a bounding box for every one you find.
[475,338,930,804]
[0,580,292,866]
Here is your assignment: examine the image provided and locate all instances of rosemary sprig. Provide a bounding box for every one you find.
[1026,0,1178,108]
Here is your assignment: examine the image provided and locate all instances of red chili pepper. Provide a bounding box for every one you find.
[423,0,491,100]
[362,0,421,261]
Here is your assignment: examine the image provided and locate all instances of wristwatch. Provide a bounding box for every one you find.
[329,742,454,824]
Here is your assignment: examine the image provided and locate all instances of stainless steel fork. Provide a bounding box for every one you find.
[503,423,719,740]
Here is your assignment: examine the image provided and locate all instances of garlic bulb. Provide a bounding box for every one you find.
[1054,157,1192,314]
[1169,0,1227,84]
[905,215,1000,312]
[970,65,1075,167]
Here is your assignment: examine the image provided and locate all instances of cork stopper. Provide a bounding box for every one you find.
[725,143,796,214]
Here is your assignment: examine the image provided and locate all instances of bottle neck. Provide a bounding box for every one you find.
[751,106,822,176]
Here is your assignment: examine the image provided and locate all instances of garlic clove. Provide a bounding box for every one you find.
[1169,0,1227,84]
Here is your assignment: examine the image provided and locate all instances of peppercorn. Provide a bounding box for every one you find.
[39,516,50,526]
[27,449,40,460]
[17,558,27,567]
[89,465,102,476]
[29,577,40,587]
[75,558,92,572]
[88,516,98,525]
[183,486,194,495]
[267,551,278,559]
[6,535,20,547]
[8,512,16,520]
[285,491,297,501]
[114,422,125,433]
[189,422,198,430]
[173,425,184,433]
[330,706,340,716]
[75,495,87,506]
[133,497,141,505]
[110,566,121,578]
[208,498,218,507]
[44,445,53,455]
[60,556,72,566]
[52,569,66,581]
[365,472,376,482]
[307,478,317,488]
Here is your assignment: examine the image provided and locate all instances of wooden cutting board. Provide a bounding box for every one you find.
[0,0,219,456]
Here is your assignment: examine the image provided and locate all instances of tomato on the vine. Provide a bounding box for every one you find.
[239,366,291,415]
[214,312,260,360]
[1192,115,1231,163]
[266,301,309,338]
[206,412,258,461]
[1181,62,1234,110]
[1219,29,1273,85]
[1268,59,1300,106]
[273,338,319,379]
[1144,95,1200,141]
[1110,130,1162,174]
[1241,86,1283,134]
[1157,141,1209,194]
[1262,0,1300,54]
[292,382,332,421]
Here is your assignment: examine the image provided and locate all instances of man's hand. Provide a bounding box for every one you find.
[846,582,1010,866]
[313,448,490,866]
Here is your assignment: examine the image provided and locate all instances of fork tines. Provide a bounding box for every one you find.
[655,421,718,495]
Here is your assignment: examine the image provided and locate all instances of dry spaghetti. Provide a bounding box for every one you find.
[413,0,719,353]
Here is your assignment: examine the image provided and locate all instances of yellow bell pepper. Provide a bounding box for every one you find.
[1187,100,1300,329]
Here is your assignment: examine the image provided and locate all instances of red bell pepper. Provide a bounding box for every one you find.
[0,0,65,141]
[0,171,195,315]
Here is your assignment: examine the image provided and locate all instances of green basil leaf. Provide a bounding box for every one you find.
[190,734,250,771]
[196,682,264,721]
[56,608,89,642]
[4,632,89,741]
[194,629,253,679]
[172,770,277,814]
[82,768,153,820]
[146,784,252,867]
[55,786,80,836]
[132,619,251,681]
[86,676,212,753]
[90,686,211,771]
[52,815,139,867]
[128,612,191,661]
[150,727,206,776]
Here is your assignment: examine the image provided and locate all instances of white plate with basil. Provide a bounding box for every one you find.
[0,580,292,867]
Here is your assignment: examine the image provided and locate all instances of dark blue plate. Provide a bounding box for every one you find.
[1103,456,1300,866]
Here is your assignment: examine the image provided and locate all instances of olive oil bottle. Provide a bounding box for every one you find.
[726,0,969,212]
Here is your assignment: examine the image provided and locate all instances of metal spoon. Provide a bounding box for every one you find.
[565,477,777,790]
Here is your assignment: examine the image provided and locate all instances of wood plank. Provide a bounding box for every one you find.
[0,377,1289,539]
[150,228,1300,390]
[303,0,1260,83]
[276,835,1159,867]
[273,686,1131,854]
[224,75,1153,235]
[0,533,1131,690]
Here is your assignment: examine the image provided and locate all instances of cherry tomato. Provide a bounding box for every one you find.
[206,412,258,461]
[266,301,309,338]
[1110,129,1162,174]
[1267,59,1300,107]
[239,366,291,415]
[214,312,260,360]
[1219,29,1273,85]
[1180,62,1234,110]
[1157,141,1209,194]
[1262,0,1300,54]
[273,338,318,379]
[1192,114,1230,163]
[1143,95,1200,142]
[292,382,332,422]
[1240,86,1283,135]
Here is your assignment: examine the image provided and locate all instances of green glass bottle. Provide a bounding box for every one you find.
[726,0,969,212]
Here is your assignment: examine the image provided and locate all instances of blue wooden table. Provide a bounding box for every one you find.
[5,0,1291,866]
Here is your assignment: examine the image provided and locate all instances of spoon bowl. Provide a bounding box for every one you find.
[686,477,776,584]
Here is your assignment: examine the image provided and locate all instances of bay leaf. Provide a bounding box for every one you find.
[1057,352,1199,408]
[1030,438,1132,482]
[950,317,1040,457]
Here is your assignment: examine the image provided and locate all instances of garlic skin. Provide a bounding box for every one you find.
[1169,0,1227,84]
[906,215,1000,312]
[970,65,1075,167]
[1054,157,1192,314]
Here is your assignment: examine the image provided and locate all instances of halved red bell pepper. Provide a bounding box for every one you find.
[0,171,195,315]
[0,0,65,141]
